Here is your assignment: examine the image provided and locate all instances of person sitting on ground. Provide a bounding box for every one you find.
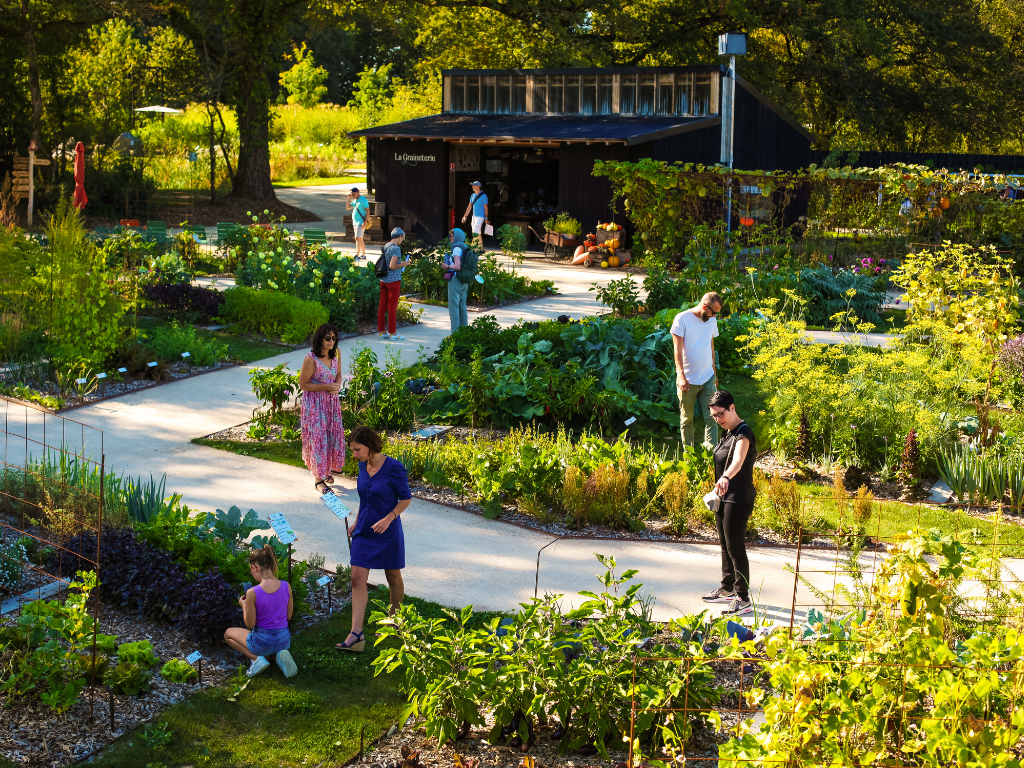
[224,545,298,678]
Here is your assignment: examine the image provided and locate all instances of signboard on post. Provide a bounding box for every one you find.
[267,513,297,544]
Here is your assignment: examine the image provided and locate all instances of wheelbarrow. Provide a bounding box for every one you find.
[529,226,579,259]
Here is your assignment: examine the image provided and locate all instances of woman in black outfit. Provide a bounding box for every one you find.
[701,390,757,616]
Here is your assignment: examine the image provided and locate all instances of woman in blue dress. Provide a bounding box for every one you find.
[337,425,412,652]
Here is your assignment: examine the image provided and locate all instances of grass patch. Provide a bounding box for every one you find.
[273,176,365,189]
[193,438,305,467]
[798,482,1024,556]
[89,587,503,768]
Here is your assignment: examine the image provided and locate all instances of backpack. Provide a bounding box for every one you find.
[375,245,395,278]
[456,245,479,283]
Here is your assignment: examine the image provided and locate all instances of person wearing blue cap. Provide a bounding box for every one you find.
[461,181,488,245]
[348,187,369,259]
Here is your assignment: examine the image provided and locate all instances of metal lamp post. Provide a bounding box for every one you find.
[719,32,747,233]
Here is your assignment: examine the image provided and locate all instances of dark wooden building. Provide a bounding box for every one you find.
[349,66,813,244]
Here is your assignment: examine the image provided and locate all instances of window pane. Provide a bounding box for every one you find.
[466,76,480,112]
[512,76,527,113]
[497,76,511,114]
[638,74,655,115]
[675,73,692,115]
[582,75,597,115]
[549,76,563,112]
[565,75,580,113]
[533,76,547,113]
[482,76,495,113]
[598,75,613,114]
[693,74,712,115]
[451,75,465,112]
[619,75,636,113]
[658,74,674,114]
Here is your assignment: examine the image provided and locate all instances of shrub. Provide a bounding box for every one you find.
[143,283,225,323]
[222,286,329,343]
[106,662,152,695]
[160,658,198,683]
[145,321,228,366]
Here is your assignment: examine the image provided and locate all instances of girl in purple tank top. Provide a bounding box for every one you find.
[223,545,298,678]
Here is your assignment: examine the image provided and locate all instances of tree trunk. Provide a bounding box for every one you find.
[230,66,275,201]
[21,0,46,155]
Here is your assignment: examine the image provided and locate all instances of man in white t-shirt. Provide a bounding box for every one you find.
[670,292,722,449]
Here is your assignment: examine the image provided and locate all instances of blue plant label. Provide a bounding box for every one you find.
[189,151,197,162]
[96,372,106,379]
[475,275,485,283]
[147,361,158,368]
[117,367,127,373]
[317,575,332,587]
[75,378,87,385]
[624,416,637,426]
[320,493,353,522]
[186,651,202,664]
[267,512,298,544]
[181,352,190,358]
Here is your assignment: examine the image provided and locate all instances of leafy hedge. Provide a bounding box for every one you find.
[222,285,328,343]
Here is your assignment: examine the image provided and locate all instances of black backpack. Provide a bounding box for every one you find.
[374,245,394,278]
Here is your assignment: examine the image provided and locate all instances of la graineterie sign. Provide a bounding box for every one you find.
[394,152,436,166]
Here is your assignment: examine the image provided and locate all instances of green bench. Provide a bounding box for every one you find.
[185,224,208,245]
[145,221,168,244]
[303,228,328,246]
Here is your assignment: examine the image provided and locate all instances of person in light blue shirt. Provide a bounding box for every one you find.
[461,181,489,245]
[348,187,369,259]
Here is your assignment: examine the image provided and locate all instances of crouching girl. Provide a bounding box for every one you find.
[224,545,298,678]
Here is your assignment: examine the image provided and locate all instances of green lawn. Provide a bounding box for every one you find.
[85,587,502,768]
[193,438,305,467]
[273,176,365,189]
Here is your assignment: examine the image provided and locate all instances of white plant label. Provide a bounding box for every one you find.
[624,416,637,426]
[75,378,87,385]
[181,352,191,358]
[147,361,159,368]
[320,493,353,522]
[316,575,332,587]
[96,372,106,379]
[117,367,127,373]
[267,512,298,544]
[186,651,202,664]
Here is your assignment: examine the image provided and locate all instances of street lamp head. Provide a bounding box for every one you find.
[718,33,747,57]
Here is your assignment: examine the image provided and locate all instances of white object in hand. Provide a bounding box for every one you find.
[703,490,721,513]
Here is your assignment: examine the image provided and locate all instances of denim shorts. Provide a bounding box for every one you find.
[246,627,291,656]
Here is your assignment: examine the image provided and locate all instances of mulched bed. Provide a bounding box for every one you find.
[0,562,348,768]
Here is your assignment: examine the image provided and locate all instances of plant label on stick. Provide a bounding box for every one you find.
[475,275,484,283]
[267,513,297,544]
[96,372,106,379]
[181,352,190,358]
[75,378,87,385]
[320,493,354,523]
[117,367,127,374]
[186,651,202,665]
[316,575,332,588]
[147,361,158,368]
[624,416,637,426]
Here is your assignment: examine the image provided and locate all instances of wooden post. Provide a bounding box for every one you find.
[27,146,35,229]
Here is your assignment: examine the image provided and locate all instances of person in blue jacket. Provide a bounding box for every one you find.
[336,426,412,652]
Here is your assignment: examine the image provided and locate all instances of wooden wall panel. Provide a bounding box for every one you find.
[368,138,448,243]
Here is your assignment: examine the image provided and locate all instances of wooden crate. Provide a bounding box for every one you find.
[596,229,626,247]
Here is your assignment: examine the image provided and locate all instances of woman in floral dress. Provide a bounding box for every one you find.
[299,324,345,494]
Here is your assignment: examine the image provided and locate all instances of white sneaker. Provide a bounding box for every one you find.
[276,649,298,678]
[721,598,753,616]
[378,333,390,340]
[388,333,405,341]
[247,656,270,677]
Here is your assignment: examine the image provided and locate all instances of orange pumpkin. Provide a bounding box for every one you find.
[939,197,950,210]
[608,255,620,268]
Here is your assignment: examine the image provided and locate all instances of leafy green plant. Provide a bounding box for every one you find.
[117,639,159,669]
[222,285,329,343]
[107,661,152,695]
[590,276,642,317]
[160,658,198,683]
[249,363,298,414]
[124,473,181,525]
[144,321,228,366]
[201,506,272,553]
[142,721,175,749]
[542,211,581,237]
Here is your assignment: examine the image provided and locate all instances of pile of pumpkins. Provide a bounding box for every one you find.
[584,222,630,268]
